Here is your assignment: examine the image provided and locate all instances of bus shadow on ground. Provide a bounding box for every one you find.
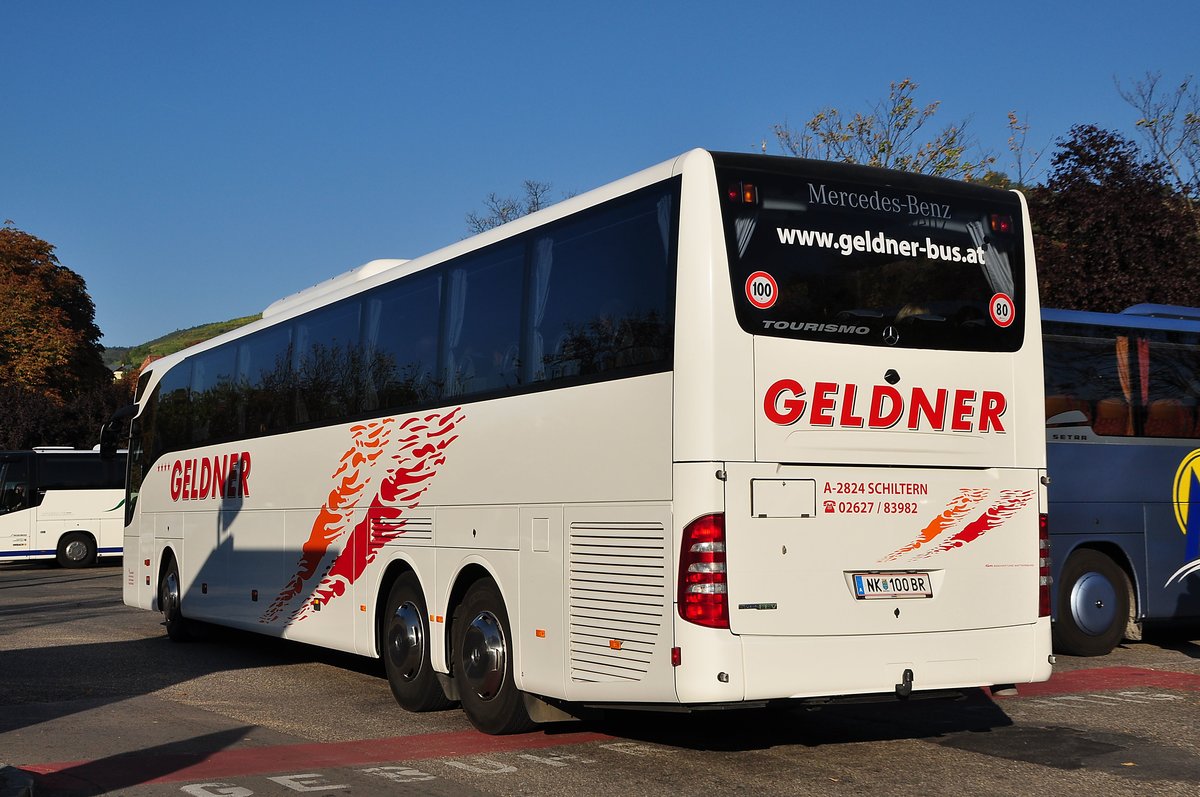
[27,727,256,797]
[0,625,384,737]
[588,688,1012,751]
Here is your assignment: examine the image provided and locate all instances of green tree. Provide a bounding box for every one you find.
[772,79,996,181]
[1029,124,1200,312]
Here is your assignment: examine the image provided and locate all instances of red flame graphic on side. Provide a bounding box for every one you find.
[259,408,463,624]
[880,488,989,562]
[913,489,1035,559]
[879,487,1036,564]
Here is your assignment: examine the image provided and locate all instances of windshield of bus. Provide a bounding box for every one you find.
[0,456,29,514]
[714,154,1026,352]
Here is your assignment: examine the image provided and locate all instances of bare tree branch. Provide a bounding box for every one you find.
[772,79,995,181]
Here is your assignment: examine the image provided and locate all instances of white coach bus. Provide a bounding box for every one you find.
[0,448,126,567]
[112,150,1052,733]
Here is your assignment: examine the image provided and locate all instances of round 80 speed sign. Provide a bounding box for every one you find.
[990,292,1016,328]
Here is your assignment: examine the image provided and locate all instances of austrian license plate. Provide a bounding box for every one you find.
[852,572,933,600]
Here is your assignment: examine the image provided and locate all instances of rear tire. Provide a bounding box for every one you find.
[384,571,454,712]
[1053,549,1131,657]
[159,555,193,642]
[452,578,534,735]
[56,532,97,568]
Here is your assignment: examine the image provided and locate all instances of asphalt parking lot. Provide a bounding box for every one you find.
[2,561,1199,796]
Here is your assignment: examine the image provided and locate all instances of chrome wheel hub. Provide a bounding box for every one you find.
[461,610,506,701]
[162,570,180,615]
[1070,571,1118,636]
[388,600,425,682]
[64,540,88,561]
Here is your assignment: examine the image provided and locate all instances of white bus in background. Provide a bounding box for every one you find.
[0,448,126,567]
[111,149,1052,734]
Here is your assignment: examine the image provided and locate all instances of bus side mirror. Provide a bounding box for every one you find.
[100,404,137,460]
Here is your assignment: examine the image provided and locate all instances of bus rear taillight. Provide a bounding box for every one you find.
[1039,513,1052,617]
[726,182,758,205]
[679,514,729,628]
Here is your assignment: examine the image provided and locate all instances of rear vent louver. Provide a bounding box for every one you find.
[568,520,668,683]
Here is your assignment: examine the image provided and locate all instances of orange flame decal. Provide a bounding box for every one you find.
[259,408,463,624]
[914,489,1035,559]
[880,488,988,562]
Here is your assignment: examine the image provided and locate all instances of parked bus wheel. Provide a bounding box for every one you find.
[159,555,193,642]
[1053,549,1131,657]
[384,571,454,712]
[56,531,97,568]
[452,579,533,734]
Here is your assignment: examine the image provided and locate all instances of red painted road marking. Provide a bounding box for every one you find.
[26,728,612,791]
[990,666,1200,698]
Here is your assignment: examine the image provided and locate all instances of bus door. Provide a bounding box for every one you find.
[0,454,34,561]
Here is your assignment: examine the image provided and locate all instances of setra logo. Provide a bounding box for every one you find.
[1167,449,1200,586]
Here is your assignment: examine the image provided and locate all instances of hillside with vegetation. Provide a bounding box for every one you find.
[104,315,260,369]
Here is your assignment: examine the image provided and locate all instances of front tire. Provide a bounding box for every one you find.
[159,555,192,642]
[452,578,533,735]
[56,532,97,568]
[1053,549,1131,657]
[383,571,453,712]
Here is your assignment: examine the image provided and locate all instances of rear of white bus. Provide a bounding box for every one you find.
[670,151,1052,706]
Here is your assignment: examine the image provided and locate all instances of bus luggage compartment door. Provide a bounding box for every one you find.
[723,463,1042,637]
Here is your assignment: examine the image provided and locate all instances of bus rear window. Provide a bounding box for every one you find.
[715,159,1026,352]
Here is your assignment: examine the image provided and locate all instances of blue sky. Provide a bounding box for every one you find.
[2,1,1197,346]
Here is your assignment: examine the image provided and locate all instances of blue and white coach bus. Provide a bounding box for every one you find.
[1044,304,1200,655]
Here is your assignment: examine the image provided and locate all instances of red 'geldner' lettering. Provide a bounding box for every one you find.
[763,380,1007,433]
[170,452,252,501]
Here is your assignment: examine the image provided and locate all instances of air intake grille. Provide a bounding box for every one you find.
[369,516,433,545]
[568,520,668,683]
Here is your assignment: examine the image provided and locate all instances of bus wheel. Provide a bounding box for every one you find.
[1054,549,1130,657]
[384,571,454,712]
[452,579,533,734]
[159,556,192,642]
[56,532,97,568]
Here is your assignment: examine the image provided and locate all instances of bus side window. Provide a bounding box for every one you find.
[237,324,294,436]
[294,299,363,425]
[364,271,442,412]
[442,245,524,398]
[529,188,674,385]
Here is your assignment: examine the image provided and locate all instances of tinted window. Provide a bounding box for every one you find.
[36,454,125,491]
[1044,321,1200,438]
[237,324,294,435]
[444,244,525,397]
[531,188,675,383]
[0,456,30,513]
[191,345,239,445]
[365,271,442,411]
[137,177,679,459]
[716,158,1025,352]
[154,364,192,459]
[295,299,363,424]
